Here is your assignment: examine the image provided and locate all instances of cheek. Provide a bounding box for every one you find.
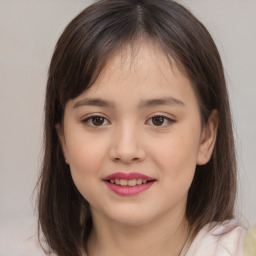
[65,132,109,204]
[65,130,108,182]
[151,127,201,182]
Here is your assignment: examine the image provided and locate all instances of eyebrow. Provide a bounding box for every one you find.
[73,96,185,109]
[138,97,185,108]
[73,98,115,109]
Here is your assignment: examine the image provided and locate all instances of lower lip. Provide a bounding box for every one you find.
[104,181,155,196]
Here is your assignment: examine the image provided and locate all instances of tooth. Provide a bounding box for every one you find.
[128,179,137,186]
[120,179,128,186]
[115,179,120,185]
[136,178,142,185]
[110,179,115,184]
[142,179,147,184]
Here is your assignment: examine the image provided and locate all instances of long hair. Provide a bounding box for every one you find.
[37,1,236,255]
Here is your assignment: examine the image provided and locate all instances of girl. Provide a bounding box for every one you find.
[37,0,253,255]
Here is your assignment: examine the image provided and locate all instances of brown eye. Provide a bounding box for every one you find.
[152,116,164,126]
[82,115,110,127]
[92,116,105,126]
[146,115,174,127]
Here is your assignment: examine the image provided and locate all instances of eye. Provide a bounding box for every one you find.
[146,115,175,127]
[82,115,110,127]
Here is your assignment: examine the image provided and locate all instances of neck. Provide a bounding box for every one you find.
[87,210,190,256]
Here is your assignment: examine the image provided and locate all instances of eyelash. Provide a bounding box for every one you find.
[82,114,175,127]
[146,115,175,127]
[82,115,110,127]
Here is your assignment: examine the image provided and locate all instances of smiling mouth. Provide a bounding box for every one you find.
[107,178,151,187]
[103,172,156,187]
[103,172,156,195]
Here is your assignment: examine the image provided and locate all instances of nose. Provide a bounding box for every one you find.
[109,123,146,164]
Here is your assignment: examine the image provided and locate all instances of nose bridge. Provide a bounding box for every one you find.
[110,120,145,163]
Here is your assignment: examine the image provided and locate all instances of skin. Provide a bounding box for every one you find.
[57,41,218,256]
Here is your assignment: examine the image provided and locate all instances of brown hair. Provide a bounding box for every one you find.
[37,0,236,255]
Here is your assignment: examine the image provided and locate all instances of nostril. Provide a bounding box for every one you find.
[113,157,141,164]
[109,138,146,161]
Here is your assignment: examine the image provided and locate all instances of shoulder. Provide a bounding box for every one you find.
[186,219,247,256]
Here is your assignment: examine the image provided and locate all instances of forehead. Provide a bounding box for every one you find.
[69,41,199,111]
[106,42,177,80]
[86,42,191,93]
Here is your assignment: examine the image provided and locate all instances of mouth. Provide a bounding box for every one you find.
[103,172,156,195]
[106,178,152,186]
[103,172,156,186]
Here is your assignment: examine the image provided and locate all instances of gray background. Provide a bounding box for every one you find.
[0,0,255,254]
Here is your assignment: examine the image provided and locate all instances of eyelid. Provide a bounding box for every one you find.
[81,114,111,127]
[146,113,176,127]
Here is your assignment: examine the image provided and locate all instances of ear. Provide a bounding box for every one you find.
[56,123,69,165]
[196,110,218,165]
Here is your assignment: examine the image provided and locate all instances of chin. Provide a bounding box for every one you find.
[104,205,156,226]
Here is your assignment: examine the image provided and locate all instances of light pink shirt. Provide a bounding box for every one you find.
[185,220,247,256]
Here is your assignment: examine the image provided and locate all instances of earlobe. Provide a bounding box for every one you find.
[197,110,218,165]
[55,123,69,165]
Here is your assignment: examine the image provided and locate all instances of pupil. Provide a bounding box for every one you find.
[92,116,104,126]
[152,116,164,126]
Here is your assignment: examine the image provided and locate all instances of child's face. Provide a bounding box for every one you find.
[58,42,216,226]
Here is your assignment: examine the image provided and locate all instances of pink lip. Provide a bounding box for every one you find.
[103,172,155,181]
[103,172,156,196]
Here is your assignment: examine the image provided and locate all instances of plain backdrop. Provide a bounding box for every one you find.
[0,0,255,255]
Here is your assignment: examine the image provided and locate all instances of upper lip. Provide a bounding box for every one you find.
[103,172,156,181]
